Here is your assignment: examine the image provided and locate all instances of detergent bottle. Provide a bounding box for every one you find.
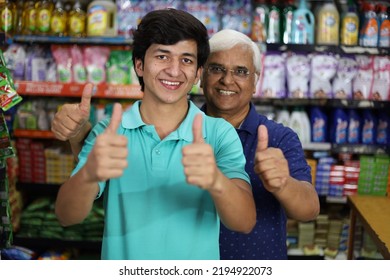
[377,3,390,48]
[316,0,340,45]
[291,0,315,44]
[340,0,359,46]
[359,2,378,47]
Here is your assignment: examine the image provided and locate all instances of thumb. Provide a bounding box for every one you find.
[79,83,93,115]
[192,113,204,143]
[106,103,123,134]
[257,125,268,151]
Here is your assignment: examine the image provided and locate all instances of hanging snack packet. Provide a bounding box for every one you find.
[0,113,15,158]
[0,51,23,112]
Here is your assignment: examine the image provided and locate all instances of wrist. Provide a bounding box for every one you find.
[69,122,92,144]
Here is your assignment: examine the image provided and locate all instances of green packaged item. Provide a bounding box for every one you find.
[106,50,133,85]
[0,51,23,111]
[0,162,13,249]
[0,113,14,158]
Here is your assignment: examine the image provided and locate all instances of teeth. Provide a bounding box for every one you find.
[162,80,180,86]
[219,90,236,95]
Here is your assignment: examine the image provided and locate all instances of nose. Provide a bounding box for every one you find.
[165,59,181,77]
[220,69,235,84]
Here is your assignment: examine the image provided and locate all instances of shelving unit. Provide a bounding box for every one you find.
[15,81,143,99]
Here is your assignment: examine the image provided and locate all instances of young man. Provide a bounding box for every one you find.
[53,10,255,260]
[201,29,320,259]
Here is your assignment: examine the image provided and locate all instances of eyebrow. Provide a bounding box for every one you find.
[209,63,249,69]
[154,48,197,59]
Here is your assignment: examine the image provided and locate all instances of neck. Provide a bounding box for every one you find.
[206,104,250,129]
[140,98,189,139]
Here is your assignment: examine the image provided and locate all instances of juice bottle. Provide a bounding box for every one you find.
[22,0,37,35]
[36,0,54,35]
[0,0,16,35]
[68,0,86,37]
[340,0,359,46]
[316,0,340,45]
[50,0,67,36]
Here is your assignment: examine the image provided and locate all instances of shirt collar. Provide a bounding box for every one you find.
[201,102,257,135]
[122,100,205,142]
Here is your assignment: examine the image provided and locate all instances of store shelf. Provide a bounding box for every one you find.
[11,35,133,45]
[14,129,55,139]
[189,95,390,109]
[15,81,143,99]
[265,43,390,56]
[331,143,390,155]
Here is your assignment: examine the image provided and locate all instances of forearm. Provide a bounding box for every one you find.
[211,171,256,234]
[55,166,100,226]
[274,177,320,221]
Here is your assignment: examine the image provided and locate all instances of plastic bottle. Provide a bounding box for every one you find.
[276,107,290,127]
[87,0,117,37]
[340,0,359,46]
[330,108,348,144]
[291,0,315,44]
[251,0,268,43]
[310,106,328,142]
[377,4,390,48]
[289,107,311,144]
[316,0,340,45]
[21,0,37,35]
[68,0,86,37]
[359,2,378,47]
[282,0,296,44]
[347,109,361,144]
[0,0,16,35]
[36,0,54,35]
[267,0,281,44]
[50,0,67,36]
[361,109,377,144]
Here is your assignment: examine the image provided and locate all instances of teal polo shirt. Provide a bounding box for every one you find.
[72,100,250,260]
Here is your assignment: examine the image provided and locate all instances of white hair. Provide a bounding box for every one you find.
[209,29,262,73]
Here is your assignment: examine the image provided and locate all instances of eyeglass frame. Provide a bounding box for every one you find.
[206,64,255,80]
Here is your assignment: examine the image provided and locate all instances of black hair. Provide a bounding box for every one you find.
[132,9,210,91]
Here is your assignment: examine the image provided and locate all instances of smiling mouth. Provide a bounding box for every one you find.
[161,80,181,87]
[218,89,237,96]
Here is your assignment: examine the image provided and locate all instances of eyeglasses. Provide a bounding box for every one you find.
[207,64,253,81]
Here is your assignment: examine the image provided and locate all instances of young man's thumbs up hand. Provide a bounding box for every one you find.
[182,113,219,191]
[85,103,128,183]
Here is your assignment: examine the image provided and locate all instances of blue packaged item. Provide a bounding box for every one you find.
[310,106,328,142]
[361,109,377,144]
[347,109,361,144]
[330,108,348,144]
[376,111,389,144]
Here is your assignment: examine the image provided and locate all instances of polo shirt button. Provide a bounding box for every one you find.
[155,150,161,155]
